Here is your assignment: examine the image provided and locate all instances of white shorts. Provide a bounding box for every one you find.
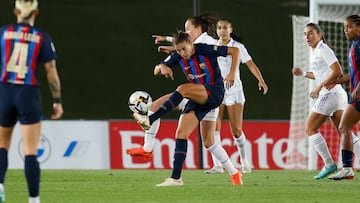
[202,107,219,121]
[312,88,348,116]
[222,86,245,106]
[178,98,219,121]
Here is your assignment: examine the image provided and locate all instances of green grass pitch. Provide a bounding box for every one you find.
[4,169,360,202]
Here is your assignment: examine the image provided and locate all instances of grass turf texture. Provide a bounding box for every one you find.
[4,169,359,203]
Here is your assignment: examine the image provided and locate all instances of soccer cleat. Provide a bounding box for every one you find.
[231,171,243,186]
[133,112,151,130]
[328,167,354,180]
[204,166,224,174]
[126,147,153,159]
[0,184,5,203]
[313,163,337,179]
[29,196,40,203]
[241,159,252,173]
[155,178,183,187]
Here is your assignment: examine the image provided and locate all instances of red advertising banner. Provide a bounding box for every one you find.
[203,121,290,170]
[109,120,290,170]
[109,121,199,169]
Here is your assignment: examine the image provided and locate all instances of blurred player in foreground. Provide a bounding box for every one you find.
[0,1,63,202]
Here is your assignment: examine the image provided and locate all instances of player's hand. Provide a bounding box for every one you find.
[259,82,268,95]
[52,103,63,119]
[158,46,175,53]
[310,86,321,99]
[152,35,166,44]
[224,74,235,89]
[292,67,304,76]
[159,65,174,80]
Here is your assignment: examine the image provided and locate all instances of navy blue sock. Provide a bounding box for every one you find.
[24,155,40,197]
[149,91,183,124]
[171,139,187,179]
[342,149,353,167]
[0,148,8,184]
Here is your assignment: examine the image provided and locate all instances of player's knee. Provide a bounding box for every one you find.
[231,127,242,138]
[338,124,351,136]
[305,127,317,136]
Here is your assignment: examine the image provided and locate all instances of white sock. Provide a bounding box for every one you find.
[234,132,247,161]
[29,196,40,203]
[210,131,222,167]
[207,144,237,175]
[143,111,160,152]
[309,132,334,166]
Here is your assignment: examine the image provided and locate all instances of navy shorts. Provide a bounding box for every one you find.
[182,83,224,121]
[0,84,42,126]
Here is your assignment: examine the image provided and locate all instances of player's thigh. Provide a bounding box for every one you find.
[306,111,328,134]
[200,120,216,148]
[216,105,225,131]
[177,84,208,104]
[227,103,244,132]
[339,104,360,131]
[176,112,199,139]
[21,122,41,155]
[0,126,14,149]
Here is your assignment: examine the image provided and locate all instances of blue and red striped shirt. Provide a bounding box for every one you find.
[0,23,56,86]
[161,43,226,86]
[349,36,360,94]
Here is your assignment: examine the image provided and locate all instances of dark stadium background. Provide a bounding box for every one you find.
[0,0,308,120]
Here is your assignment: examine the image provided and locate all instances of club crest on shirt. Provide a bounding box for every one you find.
[188,73,206,80]
[213,45,218,51]
[199,63,206,69]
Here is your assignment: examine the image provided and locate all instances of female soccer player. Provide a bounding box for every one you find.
[292,23,347,179]
[328,14,360,180]
[0,1,63,202]
[205,19,268,174]
[133,31,243,187]
[126,15,218,158]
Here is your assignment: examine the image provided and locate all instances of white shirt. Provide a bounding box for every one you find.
[216,38,252,92]
[194,32,217,45]
[309,40,343,93]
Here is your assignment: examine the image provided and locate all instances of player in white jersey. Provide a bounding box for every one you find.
[126,15,221,158]
[292,23,350,179]
[204,19,268,174]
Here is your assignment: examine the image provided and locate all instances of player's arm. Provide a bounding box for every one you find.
[225,46,240,89]
[152,35,173,44]
[245,60,268,94]
[44,59,63,119]
[292,67,315,79]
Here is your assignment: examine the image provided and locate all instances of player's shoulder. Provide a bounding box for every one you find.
[0,24,14,33]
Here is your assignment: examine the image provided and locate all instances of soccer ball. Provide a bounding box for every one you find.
[128,91,153,115]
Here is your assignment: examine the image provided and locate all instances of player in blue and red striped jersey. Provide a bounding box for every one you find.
[0,1,63,202]
[133,31,243,187]
[328,14,360,180]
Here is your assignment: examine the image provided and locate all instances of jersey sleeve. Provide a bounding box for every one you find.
[160,52,182,67]
[39,33,57,63]
[237,43,252,64]
[195,43,228,57]
[321,45,338,67]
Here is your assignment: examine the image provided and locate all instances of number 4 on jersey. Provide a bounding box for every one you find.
[7,42,29,78]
